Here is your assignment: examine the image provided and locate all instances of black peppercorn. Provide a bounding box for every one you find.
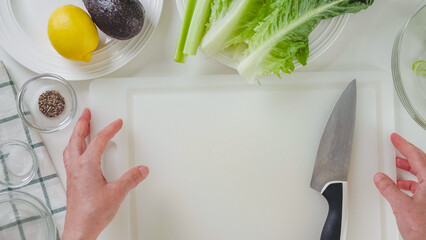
[38,90,65,118]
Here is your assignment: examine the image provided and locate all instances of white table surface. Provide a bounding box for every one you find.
[0,0,425,231]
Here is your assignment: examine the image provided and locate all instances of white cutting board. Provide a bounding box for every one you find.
[89,72,399,240]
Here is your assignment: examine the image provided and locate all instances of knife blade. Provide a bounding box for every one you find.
[310,79,356,240]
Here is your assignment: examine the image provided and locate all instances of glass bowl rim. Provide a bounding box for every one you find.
[0,190,55,240]
[16,73,77,133]
[392,1,426,130]
[0,139,38,188]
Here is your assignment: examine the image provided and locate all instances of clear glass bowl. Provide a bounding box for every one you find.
[175,0,349,69]
[0,140,38,188]
[0,191,55,240]
[17,73,77,133]
[392,1,426,129]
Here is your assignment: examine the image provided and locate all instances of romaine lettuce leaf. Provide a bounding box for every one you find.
[176,0,374,82]
[201,0,265,57]
[237,0,374,82]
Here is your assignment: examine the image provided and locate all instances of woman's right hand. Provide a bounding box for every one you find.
[374,133,426,240]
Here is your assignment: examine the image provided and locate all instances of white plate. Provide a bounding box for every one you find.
[176,0,349,69]
[0,0,163,80]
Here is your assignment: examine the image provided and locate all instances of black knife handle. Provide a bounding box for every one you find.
[320,181,348,240]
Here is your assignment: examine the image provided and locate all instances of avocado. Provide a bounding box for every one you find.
[82,0,145,40]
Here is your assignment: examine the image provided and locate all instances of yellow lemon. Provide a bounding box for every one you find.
[48,5,99,62]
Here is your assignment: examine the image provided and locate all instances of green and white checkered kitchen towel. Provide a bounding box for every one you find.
[0,61,66,239]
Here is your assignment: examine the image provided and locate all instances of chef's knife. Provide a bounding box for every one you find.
[310,79,356,240]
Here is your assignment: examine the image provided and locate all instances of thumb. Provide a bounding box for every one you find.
[113,166,149,195]
[374,172,410,208]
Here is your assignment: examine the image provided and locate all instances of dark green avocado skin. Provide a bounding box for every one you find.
[83,0,145,40]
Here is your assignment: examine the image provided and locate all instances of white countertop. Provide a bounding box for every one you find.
[0,0,425,216]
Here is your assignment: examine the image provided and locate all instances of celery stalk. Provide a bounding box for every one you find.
[183,0,211,55]
[174,0,197,63]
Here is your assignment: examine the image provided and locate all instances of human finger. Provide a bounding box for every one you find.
[374,172,411,208]
[397,180,418,194]
[64,109,91,160]
[86,119,123,163]
[112,166,149,196]
[391,133,426,181]
[396,157,417,176]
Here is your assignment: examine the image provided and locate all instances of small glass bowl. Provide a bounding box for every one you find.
[0,140,38,188]
[392,1,426,129]
[0,191,55,240]
[17,73,77,133]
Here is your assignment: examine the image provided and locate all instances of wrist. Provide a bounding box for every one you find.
[61,221,99,240]
[61,228,98,240]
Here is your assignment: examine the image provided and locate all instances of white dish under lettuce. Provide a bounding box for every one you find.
[175,0,349,71]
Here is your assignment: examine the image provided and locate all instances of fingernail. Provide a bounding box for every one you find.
[374,173,385,182]
[139,167,149,179]
[396,157,402,166]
